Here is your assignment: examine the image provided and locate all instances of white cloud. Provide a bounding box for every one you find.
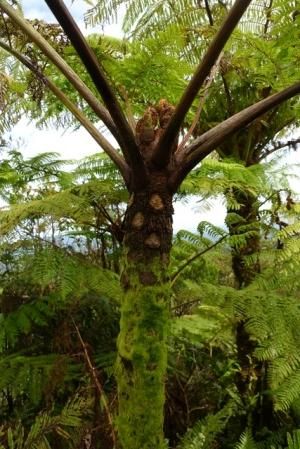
[10,118,100,160]
[173,198,226,233]
[23,1,56,22]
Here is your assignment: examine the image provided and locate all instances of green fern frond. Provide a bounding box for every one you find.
[0,354,77,405]
[0,394,89,449]
[197,221,227,239]
[235,430,258,449]
[171,281,235,349]
[230,287,300,412]
[181,159,266,200]
[178,401,236,449]
[285,430,300,449]
[274,372,300,412]
[0,298,53,347]
[0,176,126,235]
[29,247,121,302]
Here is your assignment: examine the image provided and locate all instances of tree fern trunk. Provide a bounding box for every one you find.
[227,189,274,433]
[227,190,260,289]
[116,175,172,449]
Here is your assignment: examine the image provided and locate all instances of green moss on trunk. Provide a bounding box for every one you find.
[116,182,173,449]
[116,279,169,449]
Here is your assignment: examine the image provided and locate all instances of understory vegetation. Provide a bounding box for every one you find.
[0,149,299,449]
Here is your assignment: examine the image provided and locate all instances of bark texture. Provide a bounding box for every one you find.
[116,173,173,449]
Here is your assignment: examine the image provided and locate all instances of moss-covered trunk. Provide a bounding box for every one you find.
[116,173,173,449]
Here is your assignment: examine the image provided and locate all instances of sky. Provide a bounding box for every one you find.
[5,1,300,232]
[23,0,86,22]
[23,0,121,35]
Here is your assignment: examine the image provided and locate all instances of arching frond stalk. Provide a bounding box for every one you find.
[0,39,131,185]
[45,0,146,179]
[0,1,117,138]
[152,0,253,167]
[172,81,300,188]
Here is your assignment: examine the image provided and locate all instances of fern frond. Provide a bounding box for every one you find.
[285,430,300,449]
[179,401,236,449]
[0,354,77,406]
[235,430,258,449]
[0,394,90,449]
[231,287,300,412]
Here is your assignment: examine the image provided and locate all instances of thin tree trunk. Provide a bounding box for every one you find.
[228,190,260,403]
[228,190,260,289]
[116,174,173,449]
[227,190,273,432]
